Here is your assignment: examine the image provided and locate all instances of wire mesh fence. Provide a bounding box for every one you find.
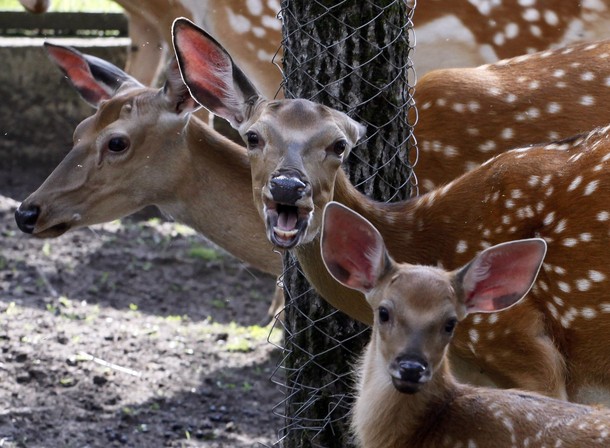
[269,1,418,446]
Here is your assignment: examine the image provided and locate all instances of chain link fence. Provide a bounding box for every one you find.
[268,1,418,445]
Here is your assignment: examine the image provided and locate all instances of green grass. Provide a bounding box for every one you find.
[188,246,222,261]
[0,0,123,12]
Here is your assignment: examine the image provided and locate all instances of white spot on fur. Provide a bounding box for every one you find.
[523,8,540,21]
[226,10,252,33]
[589,269,606,283]
[456,240,468,254]
[582,307,597,319]
[247,0,263,14]
[567,176,583,191]
[584,180,599,195]
[576,279,592,291]
[554,219,567,233]
[562,238,578,247]
[479,140,497,152]
[547,102,562,114]
[469,329,479,343]
[597,211,610,221]
[544,9,559,26]
[543,212,556,225]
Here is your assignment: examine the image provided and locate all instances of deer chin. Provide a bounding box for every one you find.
[33,212,83,238]
[389,364,432,395]
[265,202,312,249]
[33,221,72,238]
[390,376,424,395]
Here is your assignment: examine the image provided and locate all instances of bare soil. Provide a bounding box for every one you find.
[0,168,285,447]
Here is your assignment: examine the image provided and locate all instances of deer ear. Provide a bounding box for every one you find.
[44,42,140,108]
[163,58,200,115]
[455,238,547,313]
[172,17,261,130]
[321,202,390,296]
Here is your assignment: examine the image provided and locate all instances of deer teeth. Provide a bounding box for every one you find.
[274,227,299,238]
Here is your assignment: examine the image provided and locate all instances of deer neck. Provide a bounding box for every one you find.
[354,337,459,448]
[158,116,280,276]
[291,168,441,325]
[332,169,443,265]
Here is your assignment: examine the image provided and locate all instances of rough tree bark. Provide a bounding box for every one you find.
[279,1,412,447]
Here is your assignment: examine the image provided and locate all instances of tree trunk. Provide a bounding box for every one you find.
[279,1,412,446]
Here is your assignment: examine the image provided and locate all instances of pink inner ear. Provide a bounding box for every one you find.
[46,46,110,105]
[462,240,545,313]
[174,22,236,114]
[321,204,385,293]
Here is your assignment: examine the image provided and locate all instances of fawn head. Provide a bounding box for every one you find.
[15,43,199,237]
[321,202,546,393]
[173,18,366,249]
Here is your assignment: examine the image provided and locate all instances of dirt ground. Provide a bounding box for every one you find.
[0,167,285,447]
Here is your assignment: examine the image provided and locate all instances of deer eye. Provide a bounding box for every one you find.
[378,306,390,323]
[245,131,260,148]
[107,136,130,153]
[331,139,348,156]
[444,317,458,335]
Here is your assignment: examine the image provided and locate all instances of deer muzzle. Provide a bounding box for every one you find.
[264,172,313,249]
[14,204,40,234]
[390,356,431,394]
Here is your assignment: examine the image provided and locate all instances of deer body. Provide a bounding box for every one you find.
[414,39,610,192]
[14,44,283,317]
[173,19,610,403]
[321,203,610,448]
[411,0,610,75]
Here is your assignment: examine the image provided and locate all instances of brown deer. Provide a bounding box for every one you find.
[173,18,610,404]
[321,201,610,448]
[411,0,610,74]
[414,39,610,192]
[13,43,283,319]
[19,0,610,81]
[18,0,283,94]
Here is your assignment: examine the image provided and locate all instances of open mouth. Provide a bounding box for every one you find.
[265,202,312,249]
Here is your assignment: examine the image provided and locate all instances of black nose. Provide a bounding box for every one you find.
[15,204,40,234]
[269,174,309,204]
[397,359,428,383]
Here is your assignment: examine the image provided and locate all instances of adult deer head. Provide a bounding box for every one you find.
[14,43,199,237]
[173,18,366,250]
